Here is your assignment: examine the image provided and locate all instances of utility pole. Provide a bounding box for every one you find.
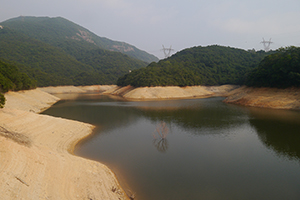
[161,45,174,58]
[261,38,273,52]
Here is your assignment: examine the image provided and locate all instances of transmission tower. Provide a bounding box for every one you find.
[161,45,174,58]
[261,38,273,52]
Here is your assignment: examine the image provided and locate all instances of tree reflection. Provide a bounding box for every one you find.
[135,98,247,136]
[152,121,169,153]
[249,108,300,161]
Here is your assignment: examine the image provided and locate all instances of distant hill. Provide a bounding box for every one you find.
[245,46,300,88]
[1,16,158,63]
[0,16,154,86]
[117,45,271,87]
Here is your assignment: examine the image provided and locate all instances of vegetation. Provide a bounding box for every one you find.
[0,59,36,108]
[76,48,147,84]
[117,61,202,87]
[0,17,148,86]
[117,45,271,87]
[1,16,299,105]
[245,46,300,88]
[0,93,4,108]
[0,16,158,63]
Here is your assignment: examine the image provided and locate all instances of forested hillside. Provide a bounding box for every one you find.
[0,16,150,86]
[0,59,36,107]
[245,46,300,88]
[0,16,158,63]
[117,45,271,87]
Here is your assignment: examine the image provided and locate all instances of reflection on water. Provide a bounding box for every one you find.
[43,95,140,132]
[249,107,300,160]
[153,138,168,153]
[42,94,300,200]
[152,121,169,153]
[45,95,246,135]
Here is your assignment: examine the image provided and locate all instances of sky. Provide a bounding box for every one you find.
[1,0,300,59]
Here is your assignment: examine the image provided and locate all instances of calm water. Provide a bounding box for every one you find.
[42,94,300,200]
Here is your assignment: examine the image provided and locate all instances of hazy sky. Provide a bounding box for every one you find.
[1,0,300,58]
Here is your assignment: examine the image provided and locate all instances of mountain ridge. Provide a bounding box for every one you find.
[0,16,154,86]
[0,16,158,63]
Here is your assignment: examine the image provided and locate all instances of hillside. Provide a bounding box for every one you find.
[117,45,271,87]
[0,16,158,63]
[0,16,151,86]
[0,59,36,107]
[245,46,300,88]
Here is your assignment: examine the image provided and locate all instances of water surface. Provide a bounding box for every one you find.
[43,94,300,200]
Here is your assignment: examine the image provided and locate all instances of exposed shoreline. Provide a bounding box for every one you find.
[102,85,239,100]
[0,87,129,200]
[224,86,300,110]
[1,84,299,199]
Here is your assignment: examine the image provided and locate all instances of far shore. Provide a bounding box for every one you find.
[1,84,299,199]
[224,86,300,110]
[101,85,300,110]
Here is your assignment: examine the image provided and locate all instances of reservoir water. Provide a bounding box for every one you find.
[42,94,300,200]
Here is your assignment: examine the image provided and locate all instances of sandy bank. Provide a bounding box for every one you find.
[224,86,300,110]
[39,85,118,94]
[106,85,300,111]
[0,89,129,200]
[104,85,238,100]
[4,89,59,113]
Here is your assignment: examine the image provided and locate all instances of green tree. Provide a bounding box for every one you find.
[117,45,271,87]
[0,93,5,108]
[0,59,36,107]
[245,46,300,88]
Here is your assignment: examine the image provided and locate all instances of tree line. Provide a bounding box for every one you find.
[0,59,36,108]
[1,43,299,108]
[245,46,300,88]
[118,45,271,87]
